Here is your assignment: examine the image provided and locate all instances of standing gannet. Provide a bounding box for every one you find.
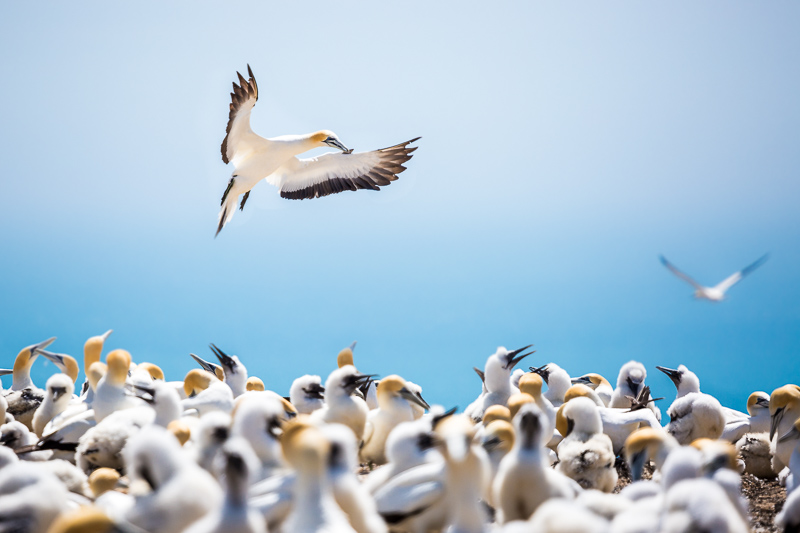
[361,375,431,465]
[93,349,143,422]
[209,344,248,397]
[321,423,388,533]
[434,414,491,533]
[290,375,325,414]
[529,362,571,408]
[337,341,378,409]
[281,419,358,533]
[658,365,726,445]
[182,368,235,416]
[78,330,112,401]
[493,404,579,524]
[465,345,534,421]
[32,373,74,437]
[624,427,680,482]
[124,425,222,533]
[609,360,661,422]
[481,419,514,507]
[3,337,56,429]
[721,391,771,442]
[310,365,371,441]
[231,396,286,479]
[565,384,662,456]
[660,253,768,302]
[215,65,420,236]
[556,397,617,492]
[185,438,267,533]
[572,373,614,407]
[770,385,800,473]
[518,372,558,448]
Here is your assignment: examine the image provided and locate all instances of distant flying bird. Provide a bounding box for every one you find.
[659,254,769,301]
[216,64,421,236]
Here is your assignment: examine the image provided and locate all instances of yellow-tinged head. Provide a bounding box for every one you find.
[137,363,164,381]
[507,393,535,418]
[484,419,515,452]
[483,405,511,425]
[281,416,327,469]
[690,438,738,471]
[167,420,192,446]
[310,130,334,144]
[105,350,131,385]
[555,404,568,437]
[376,375,431,411]
[88,468,121,498]
[12,337,54,373]
[337,342,356,368]
[46,507,116,533]
[87,362,107,391]
[770,385,800,415]
[518,373,543,397]
[625,427,669,457]
[585,373,611,389]
[183,368,214,397]
[246,377,265,391]
[564,384,595,403]
[747,391,770,414]
[60,355,80,383]
[280,397,298,420]
[83,330,112,369]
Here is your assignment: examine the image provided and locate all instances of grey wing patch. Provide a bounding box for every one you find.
[281,137,421,200]
[220,64,258,164]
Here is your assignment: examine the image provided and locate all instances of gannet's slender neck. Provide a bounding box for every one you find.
[12,350,38,391]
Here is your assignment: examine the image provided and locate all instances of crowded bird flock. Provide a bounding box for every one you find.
[0,333,798,533]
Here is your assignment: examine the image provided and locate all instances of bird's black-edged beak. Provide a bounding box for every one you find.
[126,383,156,404]
[656,366,682,389]
[190,353,220,376]
[32,337,57,355]
[400,387,431,411]
[344,373,376,394]
[627,376,641,397]
[505,345,535,370]
[482,436,502,452]
[771,407,785,440]
[303,383,326,400]
[571,376,593,386]
[37,349,68,367]
[473,367,486,384]
[209,343,237,374]
[324,136,351,153]
[0,369,13,377]
[529,365,551,383]
[432,406,458,429]
[51,386,68,403]
[629,450,647,481]
[756,397,770,409]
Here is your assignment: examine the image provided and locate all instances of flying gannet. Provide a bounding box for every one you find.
[216,65,421,236]
[659,254,768,301]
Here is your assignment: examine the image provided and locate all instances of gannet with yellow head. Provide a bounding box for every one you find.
[571,373,614,406]
[770,384,800,473]
[215,65,420,237]
[361,375,430,465]
[3,337,56,429]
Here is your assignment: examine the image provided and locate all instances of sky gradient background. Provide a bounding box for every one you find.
[1,2,798,413]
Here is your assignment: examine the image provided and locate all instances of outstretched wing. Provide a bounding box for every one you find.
[269,138,420,200]
[660,255,704,290]
[713,254,769,293]
[220,65,259,164]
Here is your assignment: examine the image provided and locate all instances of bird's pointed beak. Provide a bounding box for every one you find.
[0,369,13,377]
[771,407,785,440]
[529,365,550,383]
[325,136,351,153]
[473,367,486,384]
[37,350,68,368]
[505,345,533,370]
[656,366,681,388]
[629,450,647,481]
[571,376,593,386]
[189,353,219,375]
[100,330,113,341]
[400,388,431,411]
[209,343,237,372]
[348,341,357,351]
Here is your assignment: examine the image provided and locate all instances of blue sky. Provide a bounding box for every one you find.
[1,2,798,413]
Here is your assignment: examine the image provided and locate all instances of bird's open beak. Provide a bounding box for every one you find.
[656,366,681,388]
[209,344,237,374]
[505,345,534,370]
[529,365,550,383]
[126,383,156,404]
[627,377,641,397]
[771,407,785,440]
[303,384,325,400]
[400,387,431,410]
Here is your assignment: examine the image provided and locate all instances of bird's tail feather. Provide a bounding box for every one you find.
[216,193,238,237]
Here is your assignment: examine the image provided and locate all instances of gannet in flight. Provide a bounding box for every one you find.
[216,65,421,236]
[659,254,768,301]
